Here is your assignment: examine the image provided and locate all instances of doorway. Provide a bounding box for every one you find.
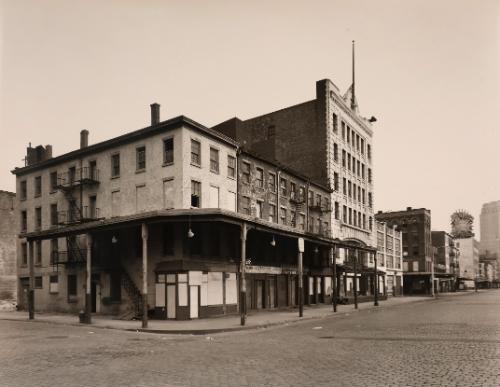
[255,280,265,309]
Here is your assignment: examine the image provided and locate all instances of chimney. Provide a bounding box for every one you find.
[80,130,89,149]
[406,207,412,211]
[45,145,52,158]
[150,103,160,125]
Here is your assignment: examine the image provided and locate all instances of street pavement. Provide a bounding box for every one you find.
[0,290,499,387]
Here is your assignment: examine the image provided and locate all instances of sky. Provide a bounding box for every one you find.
[1,0,499,236]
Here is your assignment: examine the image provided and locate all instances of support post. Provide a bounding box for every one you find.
[298,238,304,317]
[28,240,34,320]
[141,223,148,329]
[431,257,435,298]
[85,234,92,324]
[353,250,358,309]
[240,222,247,326]
[331,246,337,312]
[374,252,379,306]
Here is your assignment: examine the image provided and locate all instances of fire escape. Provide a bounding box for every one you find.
[52,166,100,270]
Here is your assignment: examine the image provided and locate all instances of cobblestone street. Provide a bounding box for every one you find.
[1,291,499,387]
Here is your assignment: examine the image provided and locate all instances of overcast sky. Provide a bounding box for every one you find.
[1,0,499,236]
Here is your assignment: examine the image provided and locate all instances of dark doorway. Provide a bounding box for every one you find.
[91,281,97,313]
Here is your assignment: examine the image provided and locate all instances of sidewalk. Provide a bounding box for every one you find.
[0,293,475,335]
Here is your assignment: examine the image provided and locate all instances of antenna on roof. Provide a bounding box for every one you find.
[351,40,356,111]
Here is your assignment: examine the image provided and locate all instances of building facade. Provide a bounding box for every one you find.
[431,231,459,292]
[375,221,403,296]
[375,208,433,295]
[479,200,500,280]
[13,102,377,322]
[454,237,480,289]
[0,190,17,302]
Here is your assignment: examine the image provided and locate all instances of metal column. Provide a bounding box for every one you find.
[240,222,247,326]
[141,223,148,328]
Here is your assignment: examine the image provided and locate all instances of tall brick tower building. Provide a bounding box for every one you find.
[213,78,376,250]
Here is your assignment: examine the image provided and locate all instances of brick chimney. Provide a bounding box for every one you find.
[150,103,160,125]
[80,130,89,148]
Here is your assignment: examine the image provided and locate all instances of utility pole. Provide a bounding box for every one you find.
[331,246,337,312]
[374,251,379,306]
[298,237,304,317]
[353,249,358,309]
[240,222,247,326]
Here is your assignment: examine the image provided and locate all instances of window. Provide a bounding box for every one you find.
[333,143,338,162]
[358,212,361,227]
[20,180,27,200]
[136,146,146,171]
[368,168,372,183]
[353,210,357,226]
[241,162,250,184]
[241,196,251,215]
[50,239,58,265]
[49,275,59,293]
[361,138,365,154]
[280,178,287,196]
[308,190,314,206]
[268,203,276,223]
[255,168,264,188]
[356,134,360,151]
[50,172,57,192]
[347,126,350,143]
[315,194,321,207]
[369,216,373,231]
[35,207,42,230]
[35,240,42,265]
[358,186,361,202]
[227,155,236,178]
[290,182,296,199]
[21,242,27,266]
[191,139,201,166]
[34,176,42,197]
[343,178,347,195]
[256,201,263,219]
[349,208,352,224]
[362,189,366,204]
[412,261,419,272]
[368,144,372,160]
[34,276,43,289]
[298,186,305,202]
[363,214,366,229]
[210,147,219,173]
[347,154,351,170]
[163,138,174,164]
[342,150,346,167]
[361,164,365,179]
[267,125,276,139]
[298,213,305,230]
[357,160,360,176]
[67,274,77,300]
[348,181,352,198]
[111,154,120,177]
[280,207,287,224]
[68,167,76,185]
[50,204,58,226]
[290,210,296,227]
[268,173,276,192]
[191,181,201,208]
[353,183,356,201]
[341,121,346,139]
[368,192,373,208]
[21,210,27,232]
[343,205,347,223]
[332,113,338,133]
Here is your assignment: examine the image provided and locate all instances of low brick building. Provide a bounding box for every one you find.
[0,190,17,302]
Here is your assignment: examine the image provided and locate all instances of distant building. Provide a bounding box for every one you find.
[478,251,498,288]
[454,237,479,289]
[375,208,433,295]
[431,231,459,292]
[375,221,403,296]
[479,200,500,280]
[0,191,17,301]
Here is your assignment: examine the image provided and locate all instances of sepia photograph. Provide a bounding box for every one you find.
[0,1,499,386]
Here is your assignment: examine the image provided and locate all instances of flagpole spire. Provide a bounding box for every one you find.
[351,40,356,111]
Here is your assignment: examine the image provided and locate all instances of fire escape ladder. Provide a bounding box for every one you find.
[66,236,86,264]
[120,268,143,319]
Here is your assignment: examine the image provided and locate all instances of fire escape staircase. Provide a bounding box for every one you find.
[119,268,143,320]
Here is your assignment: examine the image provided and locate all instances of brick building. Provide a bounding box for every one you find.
[213,78,379,301]
[0,190,17,302]
[375,208,433,295]
[12,103,376,323]
[480,200,500,280]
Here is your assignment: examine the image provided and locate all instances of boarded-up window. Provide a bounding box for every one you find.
[209,185,219,208]
[207,272,223,305]
[324,276,332,295]
[178,274,188,306]
[111,190,120,217]
[227,191,236,212]
[225,273,237,304]
[163,179,174,209]
[136,185,146,212]
[49,275,58,293]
